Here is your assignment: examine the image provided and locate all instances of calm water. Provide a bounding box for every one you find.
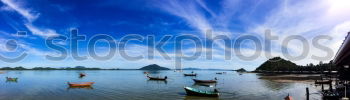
[0,70,321,100]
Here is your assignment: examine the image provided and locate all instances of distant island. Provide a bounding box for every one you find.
[235,68,247,72]
[139,64,170,70]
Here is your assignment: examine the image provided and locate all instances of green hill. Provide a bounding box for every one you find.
[235,68,247,72]
[139,64,170,70]
[255,57,298,71]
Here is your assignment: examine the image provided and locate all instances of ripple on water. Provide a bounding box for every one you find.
[0,70,321,100]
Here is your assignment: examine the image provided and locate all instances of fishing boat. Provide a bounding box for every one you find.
[284,94,293,100]
[216,72,223,74]
[79,73,86,77]
[6,77,18,81]
[184,87,219,97]
[147,76,167,80]
[193,78,217,83]
[184,73,197,76]
[67,82,94,87]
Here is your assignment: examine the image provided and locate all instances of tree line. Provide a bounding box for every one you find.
[255,57,337,72]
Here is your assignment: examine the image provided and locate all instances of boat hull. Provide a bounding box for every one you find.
[193,79,217,83]
[6,77,18,81]
[184,74,197,76]
[184,87,219,97]
[147,76,167,80]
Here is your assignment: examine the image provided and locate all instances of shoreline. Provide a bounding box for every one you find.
[258,73,321,83]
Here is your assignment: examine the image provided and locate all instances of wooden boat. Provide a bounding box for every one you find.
[184,87,219,97]
[147,76,167,80]
[6,77,18,81]
[184,73,197,76]
[284,94,293,100]
[68,82,94,87]
[79,73,86,77]
[193,78,217,83]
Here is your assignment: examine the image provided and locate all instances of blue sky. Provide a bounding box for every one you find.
[1,0,350,70]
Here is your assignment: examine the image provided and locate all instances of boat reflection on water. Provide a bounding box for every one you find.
[6,80,18,83]
[79,76,85,79]
[67,86,94,90]
[146,80,168,84]
[183,96,219,100]
[193,83,216,87]
[145,70,162,74]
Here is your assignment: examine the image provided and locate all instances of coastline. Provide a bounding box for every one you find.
[257,73,321,83]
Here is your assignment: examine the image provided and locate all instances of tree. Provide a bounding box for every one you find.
[255,57,298,71]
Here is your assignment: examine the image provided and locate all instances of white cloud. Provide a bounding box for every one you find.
[0,36,55,57]
[1,0,59,38]
[249,0,350,65]
[156,0,350,68]
[0,0,39,21]
[157,0,212,35]
[25,24,59,38]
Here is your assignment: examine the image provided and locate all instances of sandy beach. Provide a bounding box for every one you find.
[258,74,321,83]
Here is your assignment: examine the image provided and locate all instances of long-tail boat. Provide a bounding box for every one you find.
[147,76,167,80]
[193,78,217,83]
[79,73,86,77]
[284,94,293,100]
[184,87,219,97]
[184,73,197,76]
[67,82,94,87]
[6,77,18,81]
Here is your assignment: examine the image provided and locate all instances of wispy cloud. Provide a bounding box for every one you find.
[155,0,350,68]
[0,0,39,21]
[1,0,349,70]
[156,0,212,35]
[1,0,59,38]
[249,0,350,65]
[0,36,54,57]
[25,24,59,38]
